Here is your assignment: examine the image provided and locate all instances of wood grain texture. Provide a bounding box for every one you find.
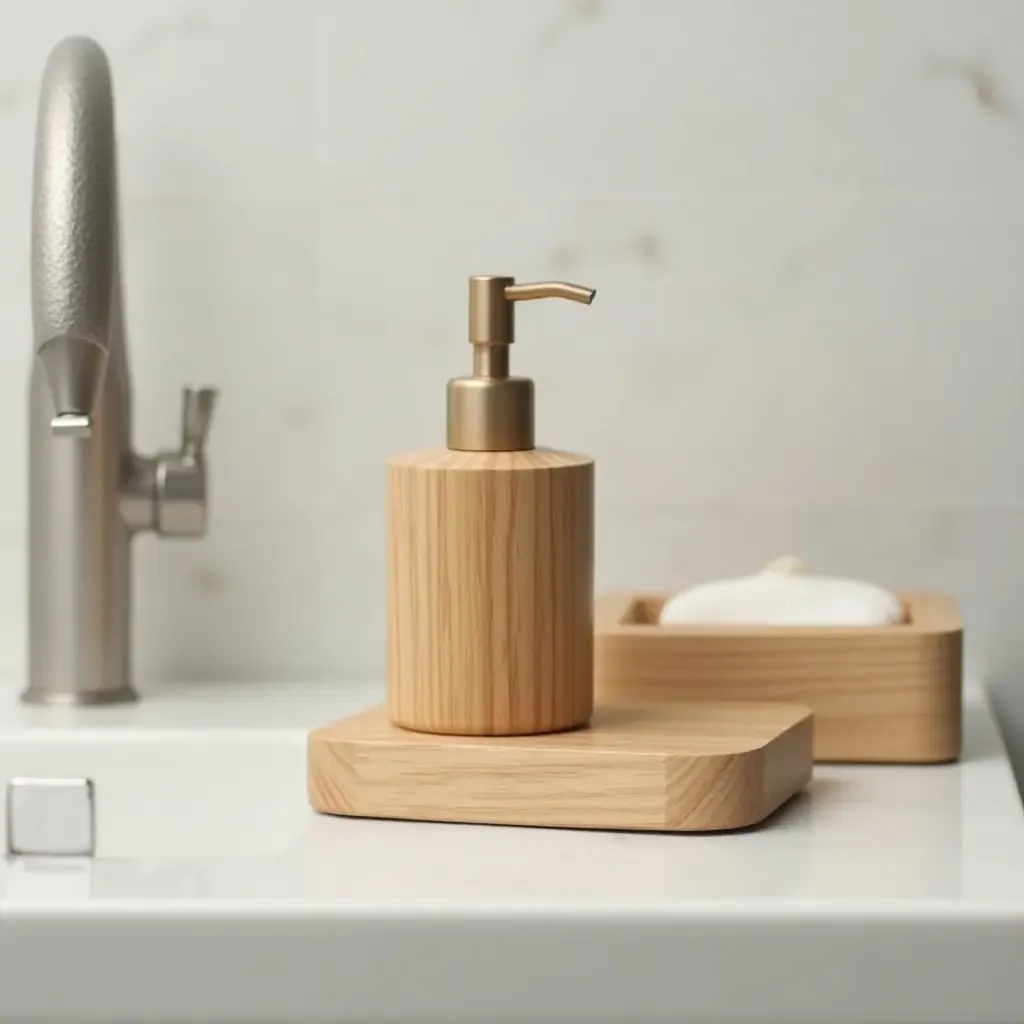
[595,590,963,764]
[308,700,813,832]
[387,447,594,736]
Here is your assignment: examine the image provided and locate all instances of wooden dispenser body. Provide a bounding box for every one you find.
[386,447,594,736]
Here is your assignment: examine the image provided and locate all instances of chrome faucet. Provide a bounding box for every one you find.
[25,37,217,706]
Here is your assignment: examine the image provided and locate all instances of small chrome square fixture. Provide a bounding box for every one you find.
[5,777,95,857]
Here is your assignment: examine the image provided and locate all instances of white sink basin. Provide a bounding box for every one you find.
[0,680,1022,1024]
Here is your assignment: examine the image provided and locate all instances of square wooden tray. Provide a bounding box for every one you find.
[594,590,963,764]
[308,700,813,833]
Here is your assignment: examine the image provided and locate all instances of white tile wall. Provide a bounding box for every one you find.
[3,0,1024,771]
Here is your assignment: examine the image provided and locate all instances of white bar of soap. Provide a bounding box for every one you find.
[658,556,903,627]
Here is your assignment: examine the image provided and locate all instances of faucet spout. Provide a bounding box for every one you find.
[31,37,117,435]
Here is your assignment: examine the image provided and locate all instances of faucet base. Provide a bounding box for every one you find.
[19,685,139,707]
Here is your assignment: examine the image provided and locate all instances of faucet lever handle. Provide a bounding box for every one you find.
[180,387,217,456]
[146,386,218,538]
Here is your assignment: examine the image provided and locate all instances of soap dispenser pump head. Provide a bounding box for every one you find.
[447,275,596,452]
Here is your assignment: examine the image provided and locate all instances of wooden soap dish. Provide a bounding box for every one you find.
[595,590,963,764]
[308,700,813,833]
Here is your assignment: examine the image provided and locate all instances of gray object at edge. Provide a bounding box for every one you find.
[27,36,218,706]
[6,778,95,857]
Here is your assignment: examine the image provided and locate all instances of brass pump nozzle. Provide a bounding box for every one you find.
[447,275,596,452]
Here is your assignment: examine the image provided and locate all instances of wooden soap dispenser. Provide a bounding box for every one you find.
[308,276,815,835]
[387,275,597,737]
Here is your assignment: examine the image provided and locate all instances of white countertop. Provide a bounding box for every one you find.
[0,680,1022,1024]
